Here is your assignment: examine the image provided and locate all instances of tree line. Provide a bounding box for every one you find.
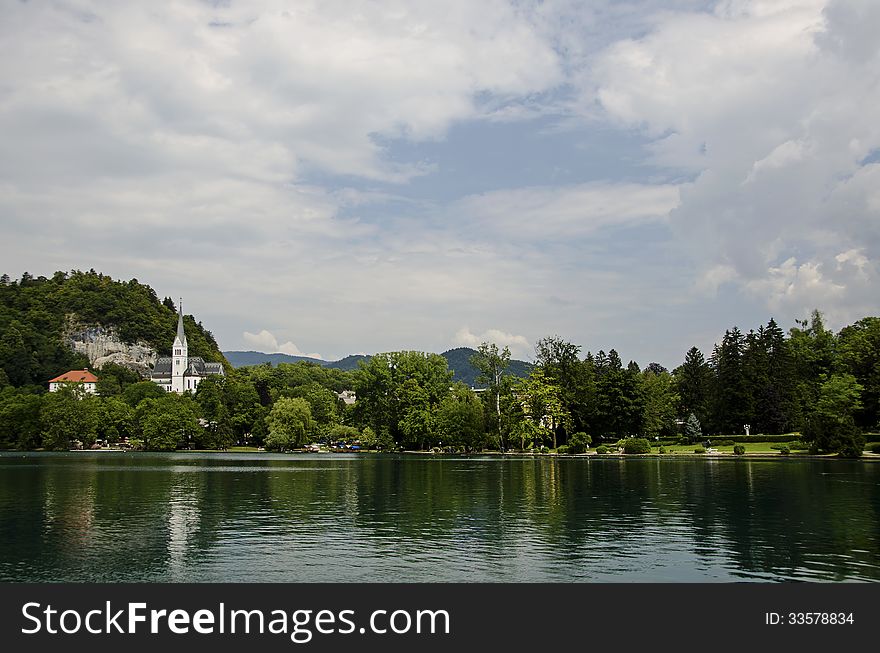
[0,305,877,457]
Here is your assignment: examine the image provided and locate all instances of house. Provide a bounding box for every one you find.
[150,302,224,393]
[48,369,99,394]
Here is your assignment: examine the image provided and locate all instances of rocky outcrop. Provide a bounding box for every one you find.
[63,317,157,377]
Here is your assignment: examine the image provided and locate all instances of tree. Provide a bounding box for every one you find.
[470,343,512,451]
[353,351,452,447]
[135,394,200,451]
[194,376,234,449]
[684,413,702,444]
[594,350,643,439]
[641,367,679,440]
[837,317,880,430]
[40,387,99,450]
[265,397,314,451]
[802,374,865,457]
[709,328,750,434]
[515,368,570,449]
[0,389,43,449]
[96,396,135,444]
[435,383,485,452]
[123,381,166,408]
[289,382,340,429]
[674,347,711,425]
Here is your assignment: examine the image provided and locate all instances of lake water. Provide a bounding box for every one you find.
[0,452,878,582]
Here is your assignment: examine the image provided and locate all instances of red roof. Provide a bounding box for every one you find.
[48,370,99,384]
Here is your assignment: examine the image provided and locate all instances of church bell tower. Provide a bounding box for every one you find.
[171,300,188,393]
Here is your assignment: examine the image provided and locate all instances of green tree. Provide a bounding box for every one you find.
[641,366,679,440]
[470,343,512,451]
[435,383,485,452]
[123,381,167,407]
[135,394,200,451]
[0,389,43,449]
[684,413,702,444]
[265,397,314,451]
[802,373,865,457]
[837,317,880,430]
[193,376,234,449]
[96,396,135,444]
[40,387,99,450]
[674,347,711,425]
[515,368,570,449]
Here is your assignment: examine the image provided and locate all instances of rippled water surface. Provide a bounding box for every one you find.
[1,452,878,582]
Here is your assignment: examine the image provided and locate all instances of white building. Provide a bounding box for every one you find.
[48,369,99,394]
[151,303,224,393]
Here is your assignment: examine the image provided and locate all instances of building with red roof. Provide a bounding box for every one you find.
[48,369,99,394]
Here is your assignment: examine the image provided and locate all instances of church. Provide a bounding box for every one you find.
[151,303,224,393]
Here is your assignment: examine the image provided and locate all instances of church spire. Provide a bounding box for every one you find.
[176,299,186,344]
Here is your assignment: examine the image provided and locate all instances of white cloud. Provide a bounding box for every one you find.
[454,182,681,238]
[589,0,880,326]
[243,330,322,360]
[454,327,531,359]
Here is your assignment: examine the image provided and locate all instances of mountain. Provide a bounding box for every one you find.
[0,270,229,387]
[223,347,532,386]
[441,347,533,387]
[222,351,324,367]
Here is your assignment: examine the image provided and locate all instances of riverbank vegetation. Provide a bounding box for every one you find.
[1,271,878,457]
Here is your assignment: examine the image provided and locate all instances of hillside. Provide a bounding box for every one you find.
[0,270,228,387]
[223,347,532,386]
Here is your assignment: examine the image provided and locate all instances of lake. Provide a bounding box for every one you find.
[0,452,878,582]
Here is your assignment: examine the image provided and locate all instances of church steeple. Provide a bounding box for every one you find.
[175,299,186,346]
[171,299,188,393]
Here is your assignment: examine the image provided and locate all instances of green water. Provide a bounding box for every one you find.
[0,452,878,582]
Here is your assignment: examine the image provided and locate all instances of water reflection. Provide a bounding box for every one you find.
[0,452,877,582]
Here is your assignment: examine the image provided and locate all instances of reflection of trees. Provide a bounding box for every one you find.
[0,454,878,581]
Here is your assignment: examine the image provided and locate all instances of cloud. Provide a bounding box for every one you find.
[454,327,531,359]
[453,182,681,238]
[243,330,322,360]
[588,0,880,328]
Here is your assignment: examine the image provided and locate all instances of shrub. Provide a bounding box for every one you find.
[658,447,666,454]
[733,445,746,456]
[567,432,592,454]
[693,446,705,454]
[596,445,610,454]
[869,443,880,454]
[779,445,790,455]
[622,438,652,454]
[715,439,735,447]
[788,440,810,451]
[556,445,570,455]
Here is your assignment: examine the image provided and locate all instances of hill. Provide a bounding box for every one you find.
[223,347,532,386]
[0,270,228,387]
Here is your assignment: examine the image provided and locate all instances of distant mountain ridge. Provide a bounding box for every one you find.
[223,348,532,386]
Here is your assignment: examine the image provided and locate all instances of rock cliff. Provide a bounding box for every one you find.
[63,317,157,377]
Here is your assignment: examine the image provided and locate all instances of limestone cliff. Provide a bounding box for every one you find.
[63,317,157,377]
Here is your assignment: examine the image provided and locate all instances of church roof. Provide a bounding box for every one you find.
[151,357,224,379]
[175,303,186,344]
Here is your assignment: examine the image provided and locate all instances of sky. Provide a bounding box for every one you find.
[1,0,878,367]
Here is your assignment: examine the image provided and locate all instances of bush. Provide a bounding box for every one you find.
[714,439,735,447]
[658,447,666,454]
[779,445,790,455]
[622,438,652,454]
[733,444,746,456]
[693,446,705,454]
[871,443,880,454]
[567,432,592,454]
[596,445,610,454]
[556,445,569,455]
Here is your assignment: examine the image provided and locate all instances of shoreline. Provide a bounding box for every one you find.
[1,448,877,462]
